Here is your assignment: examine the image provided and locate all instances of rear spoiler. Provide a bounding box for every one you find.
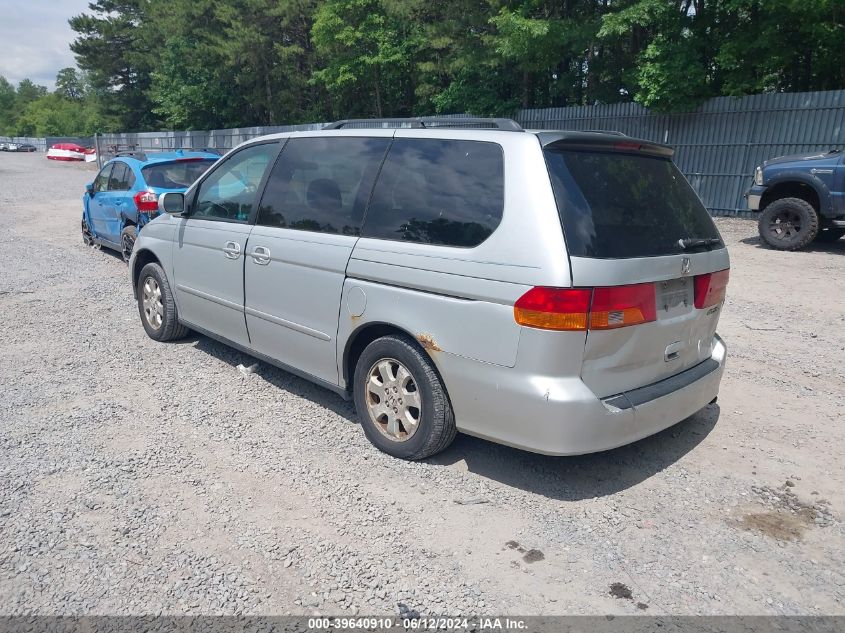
[536,131,674,158]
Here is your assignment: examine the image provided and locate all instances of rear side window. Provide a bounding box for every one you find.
[362,139,504,247]
[257,137,390,235]
[142,159,215,189]
[108,162,134,191]
[544,149,721,258]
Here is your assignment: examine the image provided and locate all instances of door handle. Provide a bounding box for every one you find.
[251,246,271,265]
[222,241,241,259]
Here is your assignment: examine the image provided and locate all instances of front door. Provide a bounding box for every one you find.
[243,135,391,384]
[172,142,279,347]
[96,161,134,243]
[87,163,113,238]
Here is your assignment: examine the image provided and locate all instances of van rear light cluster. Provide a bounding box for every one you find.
[694,269,730,309]
[515,271,729,332]
[514,284,656,331]
[134,190,159,212]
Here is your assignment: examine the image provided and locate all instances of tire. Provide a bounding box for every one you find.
[81,219,94,246]
[353,334,456,460]
[758,197,819,251]
[120,225,136,263]
[815,227,845,243]
[137,262,189,342]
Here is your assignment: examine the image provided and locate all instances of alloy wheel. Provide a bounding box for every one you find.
[141,276,164,330]
[364,358,422,442]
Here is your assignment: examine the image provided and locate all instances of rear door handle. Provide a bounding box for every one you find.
[251,246,271,265]
[222,241,241,259]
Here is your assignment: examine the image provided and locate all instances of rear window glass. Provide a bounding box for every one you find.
[142,159,216,189]
[544,149,722,258]
[361,138,504,247]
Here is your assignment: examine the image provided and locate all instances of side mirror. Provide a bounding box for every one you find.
[159,191,185,215]
[85,182,95,196]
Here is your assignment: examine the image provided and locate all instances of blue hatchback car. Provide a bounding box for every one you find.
[82,151,219,261]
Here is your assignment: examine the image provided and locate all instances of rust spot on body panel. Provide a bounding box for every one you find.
[417,333,442,352]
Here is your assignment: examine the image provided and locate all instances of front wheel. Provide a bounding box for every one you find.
[81,219,94,246]
[758,198,819,251]
[137,262,190,342]
[120,225,136,263]
[353,334,456,460]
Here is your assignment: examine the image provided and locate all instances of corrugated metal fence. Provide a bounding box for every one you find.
[0,136,46,151]
[88,90,845,216]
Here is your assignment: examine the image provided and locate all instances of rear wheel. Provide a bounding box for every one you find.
[758,198,819,251]
[120,225,136,263]
[353,334,456,460]
[137,262,189,342]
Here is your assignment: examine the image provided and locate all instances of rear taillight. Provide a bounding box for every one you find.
[590,283,656,329]
[514,283,657,331]
[513,287,591,331]
[133,190,159,212]
[694,269,730,309]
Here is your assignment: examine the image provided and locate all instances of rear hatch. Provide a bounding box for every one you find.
[141,157,216,192]
[542,135,729,398]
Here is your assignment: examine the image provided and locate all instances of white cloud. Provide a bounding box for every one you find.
[0,0,93,89]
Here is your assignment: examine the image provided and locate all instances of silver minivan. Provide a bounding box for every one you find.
[129,118,728,460]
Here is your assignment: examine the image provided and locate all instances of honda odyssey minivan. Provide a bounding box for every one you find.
[129,118,728,460]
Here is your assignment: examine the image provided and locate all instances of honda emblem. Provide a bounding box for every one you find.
[681,257,691,276]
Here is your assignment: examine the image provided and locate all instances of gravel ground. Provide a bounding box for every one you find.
[1,152,844,616]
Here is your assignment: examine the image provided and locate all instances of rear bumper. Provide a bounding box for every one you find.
[440,335,727,456]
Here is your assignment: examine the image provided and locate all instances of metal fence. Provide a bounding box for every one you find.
[28,89,845,216]
[0,136,47,151]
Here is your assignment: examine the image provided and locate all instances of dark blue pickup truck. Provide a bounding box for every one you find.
[747,149,845,250]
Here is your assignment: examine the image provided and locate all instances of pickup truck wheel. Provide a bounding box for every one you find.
[758,198,819,251]
[353,334,456,460]
[120,225,136,263]
[137,262,189,342]
[815,227,845,243]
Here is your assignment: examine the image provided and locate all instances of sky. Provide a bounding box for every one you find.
[0,0,92,90]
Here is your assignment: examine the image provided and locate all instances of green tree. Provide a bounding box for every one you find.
[15,79,49,106]
[56,67,86,100]
[311,0,417,118]
[0,76,16,134]
[70,0,156,130]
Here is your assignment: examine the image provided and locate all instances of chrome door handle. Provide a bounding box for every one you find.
[251,246,271,265]
[222,241,241,259]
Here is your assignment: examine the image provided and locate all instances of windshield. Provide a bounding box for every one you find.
[544,149,722,258]
[142,159,216,190]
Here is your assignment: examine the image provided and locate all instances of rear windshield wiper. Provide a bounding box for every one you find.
[678,237,722,250]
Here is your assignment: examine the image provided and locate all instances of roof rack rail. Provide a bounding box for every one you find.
[323,117,523,131]
[581,129,627,136]
[114,151,147,161]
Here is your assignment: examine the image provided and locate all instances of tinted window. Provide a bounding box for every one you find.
[544,149,722,258]
[362,139,504,247]
[142,159,216,189]
[93,164,112,192]
[193,143,277,222]
[257,137,390,235]
[108,162,133,191]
